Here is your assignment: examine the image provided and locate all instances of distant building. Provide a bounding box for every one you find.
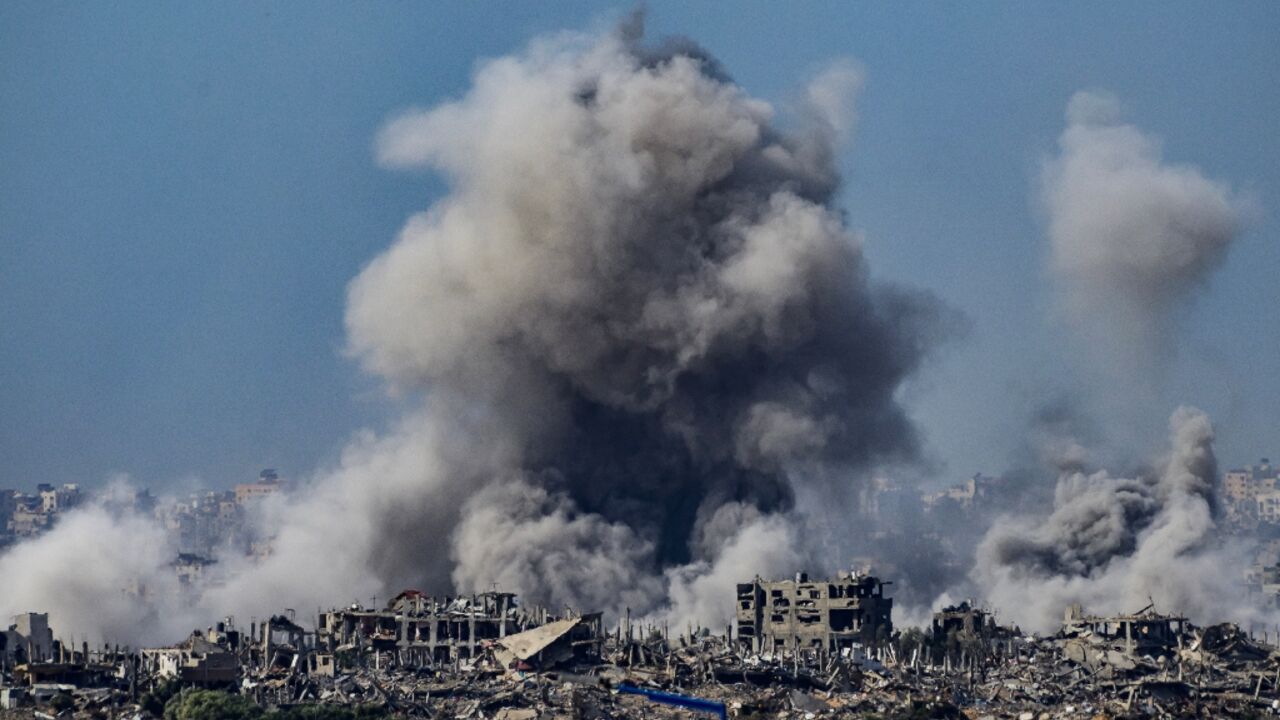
[735,571,893,654]
[1224,459,1276,503]
[1257,489,1280,524]
[172,553,217,587]
[0,489,15,523]
[0,489,17,547]
[1,484,82,542]
[1224,459,1278,526]
[8,500,50,538]
[235,469,285,505]
[922,473,1001,512]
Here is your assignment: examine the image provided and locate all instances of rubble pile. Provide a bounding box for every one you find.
[5,585,1280,718]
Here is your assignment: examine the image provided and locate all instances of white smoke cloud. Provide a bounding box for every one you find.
[450,478,664,618]
[662,509,805,632]
[0,479,198,646]
[1044,90,1241,377]
[936,93,1256,634]
[975,407,1267,633]
[336,20,939,628]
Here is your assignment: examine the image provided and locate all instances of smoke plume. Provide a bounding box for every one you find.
[0,479,199,646]
[975,407,1261,633]
[1044,91,1240,380]
[0,19,942,642]
[958,93,1256,634]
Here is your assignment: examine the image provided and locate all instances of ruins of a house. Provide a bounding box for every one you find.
[930,600,1011,642]
[253,614,310,674]
[1060,603,1186,656]
[141,631,239,686]
[735,571,893,654]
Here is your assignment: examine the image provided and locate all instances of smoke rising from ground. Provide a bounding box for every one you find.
[0,480,198,646]
[343,18,942,629]
[953,91,1259,633]
[1043,91,1241,380]
[0,34,1260,648]
[975,407,1262,633]
[0,19,942,642]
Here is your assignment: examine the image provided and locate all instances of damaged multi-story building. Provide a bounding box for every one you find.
[735,571,893,654]
[318,590,601,668]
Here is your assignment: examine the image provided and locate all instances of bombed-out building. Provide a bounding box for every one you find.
[141,631,240,686]
[319,590,600,667]
[1059,604,1187,659]
[736,571,893,653]
[1,613,55,666]
[931,601,1012,642]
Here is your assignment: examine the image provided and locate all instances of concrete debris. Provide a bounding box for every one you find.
[4,582,1280,718]
[492,617,600,671]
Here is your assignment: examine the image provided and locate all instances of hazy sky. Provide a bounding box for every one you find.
[1,1,1276,491]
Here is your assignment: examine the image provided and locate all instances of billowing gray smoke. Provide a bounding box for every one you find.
[346,18,939,619]
[0,19,942,641]
[1043,91,1241,378]
[966,93,1255,633]
[974,407,1262,632]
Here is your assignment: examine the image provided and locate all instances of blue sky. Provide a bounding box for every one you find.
[1,1,1276,490]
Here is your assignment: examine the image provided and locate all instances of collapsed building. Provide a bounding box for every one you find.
[1055,603,1192,677]
[10,582,1280,718]
[171,553,217,588]
[930,601,1013,643]
[735,571,893,654]
[491,617,604,671]
[1060,603,1186,658]
[318,590,601,669]
[141,631,239,686]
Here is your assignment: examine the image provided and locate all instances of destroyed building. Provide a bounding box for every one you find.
[1059,603,1187,658]
[930,601,1012,642]
[11,585,1280,718]
[141,631,240,686]
[492,616,603,671]
[736,571,893,654]
[1055,603,1193,677]
[1,613,55,666]
[318,590,596,668]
